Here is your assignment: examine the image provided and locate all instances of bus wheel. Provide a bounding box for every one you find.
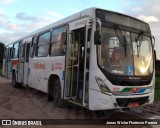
[12,72,18,88]
[53,79,64,107]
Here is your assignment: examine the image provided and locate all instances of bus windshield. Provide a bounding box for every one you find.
[98,27,153,76]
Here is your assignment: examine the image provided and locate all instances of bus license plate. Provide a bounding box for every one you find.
[128,102,139,108]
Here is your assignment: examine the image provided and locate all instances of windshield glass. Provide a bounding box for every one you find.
[132,33,153,75]
[98,27,153,76]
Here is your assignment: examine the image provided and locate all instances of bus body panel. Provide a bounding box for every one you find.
[28,56,65,93]
[23,61,29,85]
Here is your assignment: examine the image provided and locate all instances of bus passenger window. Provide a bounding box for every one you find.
[13,42,19,58]
[50,27,67,56]
[36,32,50,57]
[50,42,64,56]
[26,43,30,63]
[37,45,49,57]
[30,37,37,58]
[19,44,24,62]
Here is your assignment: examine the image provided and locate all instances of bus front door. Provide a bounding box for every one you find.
[23,42,30,86]
[18,41,30,86]
[65,25,91,107]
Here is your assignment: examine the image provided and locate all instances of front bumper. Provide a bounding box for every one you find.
[89,89,154,110]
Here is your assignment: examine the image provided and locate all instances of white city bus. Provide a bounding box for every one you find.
[3,8,155,110]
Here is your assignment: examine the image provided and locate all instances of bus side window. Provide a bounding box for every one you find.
[26,43,30,63]
[10,48,13,59]
[30,37,37,58]
[13,42,19,58]
[50,27,67,56]
[36,31,51,57]
[19,44,25,62]
[6,46,12,62]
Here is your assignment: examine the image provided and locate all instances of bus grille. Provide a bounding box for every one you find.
[116,96,149,107]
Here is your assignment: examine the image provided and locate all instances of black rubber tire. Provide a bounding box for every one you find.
[53,79,64,107]
[12,72,18,88]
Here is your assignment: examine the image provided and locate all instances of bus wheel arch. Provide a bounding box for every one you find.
[48,74,64,107]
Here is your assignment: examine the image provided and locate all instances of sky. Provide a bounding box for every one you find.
[0,0,160,59]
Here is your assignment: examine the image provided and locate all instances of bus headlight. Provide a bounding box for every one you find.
[95,76,111,93]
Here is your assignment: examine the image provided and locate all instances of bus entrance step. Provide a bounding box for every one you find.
[68,99,82,106]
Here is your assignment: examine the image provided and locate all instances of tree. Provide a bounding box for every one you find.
[0,42,4,63]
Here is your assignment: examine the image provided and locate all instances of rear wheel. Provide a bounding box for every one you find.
[53,79,64,107]
[12,72,18,88]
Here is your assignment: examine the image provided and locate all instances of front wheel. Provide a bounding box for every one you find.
[53,79,64,107]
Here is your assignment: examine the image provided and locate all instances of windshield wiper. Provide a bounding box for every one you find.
[135,31,143,57]
[114,25,127,57]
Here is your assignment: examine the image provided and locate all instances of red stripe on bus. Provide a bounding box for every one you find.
[12,60,19,66]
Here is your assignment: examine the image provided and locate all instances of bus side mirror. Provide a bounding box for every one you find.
[152,36,155,48]
[94,30,101,45]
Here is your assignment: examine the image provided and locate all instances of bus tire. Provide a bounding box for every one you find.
[53,79,64,107]
[12,72,18,88]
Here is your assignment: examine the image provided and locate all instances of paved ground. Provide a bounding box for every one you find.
[0,76,159,128]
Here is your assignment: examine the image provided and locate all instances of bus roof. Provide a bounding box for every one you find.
[6,7,149,45]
